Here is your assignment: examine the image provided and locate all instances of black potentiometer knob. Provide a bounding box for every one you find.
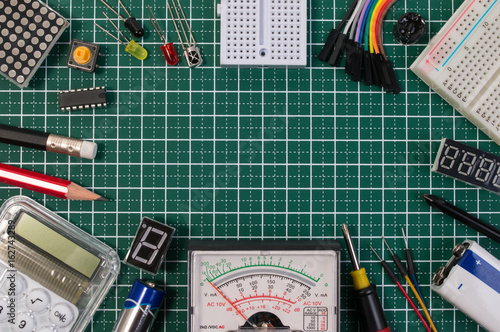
[394,12,426,45]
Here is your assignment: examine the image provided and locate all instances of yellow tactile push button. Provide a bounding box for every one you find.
[73,46,92,65]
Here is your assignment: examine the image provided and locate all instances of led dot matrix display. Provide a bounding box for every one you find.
[0,0,68,88]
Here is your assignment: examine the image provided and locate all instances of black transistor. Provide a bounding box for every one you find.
[59,87,107,111]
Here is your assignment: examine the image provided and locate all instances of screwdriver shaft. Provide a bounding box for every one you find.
[342,223,360,271]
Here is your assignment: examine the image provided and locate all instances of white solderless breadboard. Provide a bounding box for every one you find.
[217,0,307,67]
[411,0,500,145]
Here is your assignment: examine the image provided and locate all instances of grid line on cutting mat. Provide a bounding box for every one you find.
[0,0,498,331]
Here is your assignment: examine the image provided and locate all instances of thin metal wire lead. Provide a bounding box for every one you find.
[381,236,395,256]
[148,5,166,44]
[100,0,125,21]
[401,227,409,249]
[95,23,127,46]
[369,245,383,261]
[102,12,130,42]
[118,0,132,18]
[174,0,196,45]
[167,2,186,49]
[168,1,190,47]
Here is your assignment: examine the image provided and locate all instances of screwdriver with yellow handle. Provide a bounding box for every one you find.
[342,224,391,332]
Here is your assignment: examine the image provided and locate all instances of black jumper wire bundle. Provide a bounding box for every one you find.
[318,0,400,94]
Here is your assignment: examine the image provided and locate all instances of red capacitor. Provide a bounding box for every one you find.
[161,42,179,65]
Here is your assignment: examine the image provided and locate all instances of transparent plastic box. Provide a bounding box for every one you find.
[0,196,119,332]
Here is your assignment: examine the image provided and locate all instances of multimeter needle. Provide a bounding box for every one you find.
[208,281,248,322]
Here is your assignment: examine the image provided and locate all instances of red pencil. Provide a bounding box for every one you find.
[0,162,106,201]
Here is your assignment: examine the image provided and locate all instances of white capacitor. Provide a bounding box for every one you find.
[432,240,500,332]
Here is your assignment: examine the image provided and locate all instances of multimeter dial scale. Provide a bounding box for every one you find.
[188,240,341,332]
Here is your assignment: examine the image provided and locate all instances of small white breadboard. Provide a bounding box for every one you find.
[411,0,500,145]
[217,0,307,67]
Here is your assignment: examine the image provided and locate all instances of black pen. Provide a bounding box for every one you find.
[0,124,97,159]
[423,194,500,244]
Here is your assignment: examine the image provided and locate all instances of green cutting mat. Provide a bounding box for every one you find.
[1,0,500,331]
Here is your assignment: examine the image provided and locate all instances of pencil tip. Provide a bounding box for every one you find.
[96,196,108,202]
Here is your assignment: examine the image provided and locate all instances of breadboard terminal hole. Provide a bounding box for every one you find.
[270,0,302,61]
[439,11,500,99]
[473,84,500,130]
[224,0,258,61]
[411,0,500,145]
[220,0,307,66]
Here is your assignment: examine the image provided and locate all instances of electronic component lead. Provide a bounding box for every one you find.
[100,0,144,38]
[167,0,202,67]
[95,13,148,61]
[148,6,179,65]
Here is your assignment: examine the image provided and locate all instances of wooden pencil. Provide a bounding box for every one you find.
[0,162,106,201]
[0,124,98,159]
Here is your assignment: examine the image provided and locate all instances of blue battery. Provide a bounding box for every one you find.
[112,279,166,332]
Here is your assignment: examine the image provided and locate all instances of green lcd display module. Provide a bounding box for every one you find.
[15,212,102,279]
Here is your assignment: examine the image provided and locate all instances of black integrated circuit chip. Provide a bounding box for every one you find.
[59,87,107,111]
[0,0,68,87]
